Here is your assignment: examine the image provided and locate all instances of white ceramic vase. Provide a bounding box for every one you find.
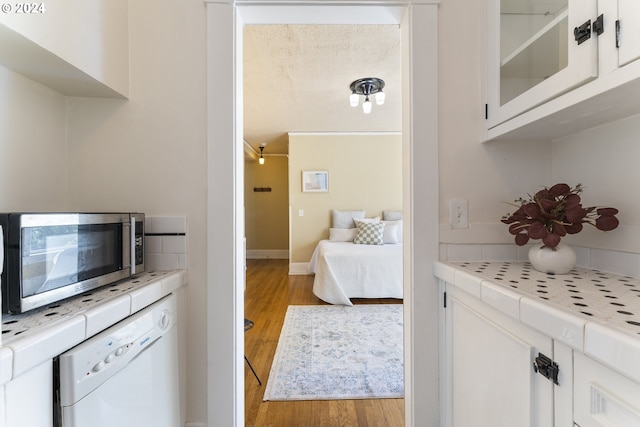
[528,243,577,274]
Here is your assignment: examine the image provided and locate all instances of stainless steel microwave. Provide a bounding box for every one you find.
[0,213,144,314]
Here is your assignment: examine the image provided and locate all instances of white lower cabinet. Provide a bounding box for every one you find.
[3,360,52,427]
[0,385,5,427]
[442,281,640,427]
[442,285,574,426]
[443,286,558,426]
[574,352,640,427]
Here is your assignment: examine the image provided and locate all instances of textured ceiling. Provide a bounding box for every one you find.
[243,24,402,157]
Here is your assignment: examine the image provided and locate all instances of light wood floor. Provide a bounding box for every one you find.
[244,258,404,427]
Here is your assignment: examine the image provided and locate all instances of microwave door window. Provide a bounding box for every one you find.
[21,226,79,297]
[20,224,123,298]
[77,226,120,280]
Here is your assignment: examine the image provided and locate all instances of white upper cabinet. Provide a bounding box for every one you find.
[0,0,129,98]
[484,0,640,141]
[486,0,598,129]
[616,0,640,67]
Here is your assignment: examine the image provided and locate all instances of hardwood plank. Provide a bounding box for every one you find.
[244,258,404,427]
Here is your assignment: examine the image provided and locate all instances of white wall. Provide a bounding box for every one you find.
[288,133,402,262]
[0,66,68,211]
[65,0,209,423]
[439,0,552,245]
[551,114,640,253]
[439,0,639,258]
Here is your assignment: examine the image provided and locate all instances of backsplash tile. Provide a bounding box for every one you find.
[573,246,591,268]
[162,236,186,254]
[481,244,517,261]
[146,253,187,270]
[440,243,640,279]
[445,244,482,261]
[146,215,187,235]
[145,215,187,271]
[590,249,640,278]
[146,235,163,253]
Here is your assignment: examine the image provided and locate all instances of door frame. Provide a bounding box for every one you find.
[205,1,441,426]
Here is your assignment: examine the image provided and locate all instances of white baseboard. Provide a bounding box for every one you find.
[246,249,289,259]
[184,423,207,427]
[289,262,311,275]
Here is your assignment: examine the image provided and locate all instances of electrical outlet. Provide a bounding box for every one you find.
[450,199,468,229]
[298,209,304,217]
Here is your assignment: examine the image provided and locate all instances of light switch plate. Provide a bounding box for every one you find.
[450,199,468,229]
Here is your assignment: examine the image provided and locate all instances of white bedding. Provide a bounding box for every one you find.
[308,240,403,306]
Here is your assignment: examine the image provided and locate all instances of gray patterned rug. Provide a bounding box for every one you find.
[263,304,404,401]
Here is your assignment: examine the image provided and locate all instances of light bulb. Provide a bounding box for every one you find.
[259,156,264,165]
[349,92,359,107]
[363,97,372,114]
[375,91,385,105]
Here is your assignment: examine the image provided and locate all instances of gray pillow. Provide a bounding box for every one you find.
[332,209,365,229]
[382,210,402,221]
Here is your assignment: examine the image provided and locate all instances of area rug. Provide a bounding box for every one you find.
[263,304,404,401]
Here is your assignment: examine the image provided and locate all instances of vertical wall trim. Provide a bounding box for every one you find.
[405,4,441,426]
[206,3,243,426]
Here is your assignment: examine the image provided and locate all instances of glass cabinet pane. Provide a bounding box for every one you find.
[500,0,569,106]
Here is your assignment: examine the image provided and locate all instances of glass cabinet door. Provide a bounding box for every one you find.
[486,0,598,129]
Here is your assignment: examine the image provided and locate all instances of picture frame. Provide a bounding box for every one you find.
[302,170,329,192]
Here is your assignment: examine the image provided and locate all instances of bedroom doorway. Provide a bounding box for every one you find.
[242,23,402,273]
[242,23,405,424]
[205,3,440,426]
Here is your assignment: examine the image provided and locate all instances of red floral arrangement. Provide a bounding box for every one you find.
[501,183,619,249]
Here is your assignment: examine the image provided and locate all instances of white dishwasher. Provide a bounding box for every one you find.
[55,294,180,427]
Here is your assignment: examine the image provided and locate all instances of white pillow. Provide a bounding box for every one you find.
[353,222,385,245]
[383,223,400,244]
[332,210,365,229]
[329,228,357,242]
[383,210,402,221]
[382,219,403,243]
[353,217,380,226]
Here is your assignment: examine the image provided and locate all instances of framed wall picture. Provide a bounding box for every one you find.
[302,170,329,192]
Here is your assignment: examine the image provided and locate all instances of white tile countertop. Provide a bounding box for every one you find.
[435,261,640,384]
[0,270,185,384]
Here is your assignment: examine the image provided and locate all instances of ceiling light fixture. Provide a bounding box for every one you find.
[259,146,265,165]
[349,77,385,114]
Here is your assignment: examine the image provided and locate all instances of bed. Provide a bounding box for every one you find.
[307,209,404,306]
[308,239,403,306]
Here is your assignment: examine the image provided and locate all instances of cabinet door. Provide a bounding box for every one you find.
[443,289,554,427]
[4,360,53,427]
[486,0,598,128]
[574,352,640,427]
[618,0,640,67]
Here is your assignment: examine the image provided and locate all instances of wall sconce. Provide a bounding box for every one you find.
[259,146,265,165]
[349,77,385,114]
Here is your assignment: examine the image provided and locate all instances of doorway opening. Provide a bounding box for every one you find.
[205,3,441,426]
[242,25,404,422]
